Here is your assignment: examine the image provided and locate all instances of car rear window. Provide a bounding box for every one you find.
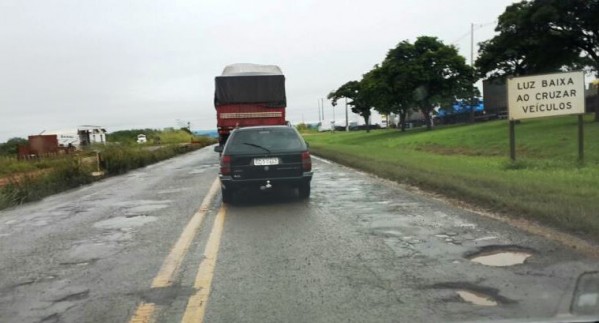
[225,128,305,154]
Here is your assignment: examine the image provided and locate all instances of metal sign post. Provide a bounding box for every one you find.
[509,120,516,161]
[578,115,584,162]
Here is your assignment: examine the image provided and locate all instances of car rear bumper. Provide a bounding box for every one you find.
[219,172,313,190]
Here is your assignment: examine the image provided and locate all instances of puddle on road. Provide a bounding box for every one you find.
[126,204,168,214]
[157,188,188,194]
[469,250,532,267]
[432,282,512,307]
[474,236,497,241]
[456,290,498,306]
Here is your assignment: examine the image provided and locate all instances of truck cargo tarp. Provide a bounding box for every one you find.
[221,63,283,76]
[214,74,286,107]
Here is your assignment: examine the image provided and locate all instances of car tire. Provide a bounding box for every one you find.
[298,183,311,199]
[222,188,234,204]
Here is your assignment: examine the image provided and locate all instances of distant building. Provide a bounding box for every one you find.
[44,125,107,148]
[482,79,508,117]
[137,134,147,144]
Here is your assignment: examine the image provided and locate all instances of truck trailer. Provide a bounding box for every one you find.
[214,63,287,147]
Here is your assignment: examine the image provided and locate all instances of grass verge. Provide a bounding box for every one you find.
[304,114,599,241]
[0,138,216,210]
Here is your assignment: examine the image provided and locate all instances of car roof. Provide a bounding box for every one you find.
[233,125,293,132]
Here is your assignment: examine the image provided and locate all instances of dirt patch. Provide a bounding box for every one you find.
[0,169,50,187]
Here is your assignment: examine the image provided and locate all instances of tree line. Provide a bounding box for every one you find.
[329,0,599,131]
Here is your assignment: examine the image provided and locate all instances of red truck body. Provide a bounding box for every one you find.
[214,64,287,146]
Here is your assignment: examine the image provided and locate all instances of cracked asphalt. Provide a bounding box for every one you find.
[0,146,598,322]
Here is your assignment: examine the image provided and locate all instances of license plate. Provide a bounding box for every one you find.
[253,157,279,166]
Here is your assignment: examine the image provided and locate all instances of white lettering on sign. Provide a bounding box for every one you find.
[507,71,585,120]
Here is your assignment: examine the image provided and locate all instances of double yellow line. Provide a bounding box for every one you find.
[130,178,226,323]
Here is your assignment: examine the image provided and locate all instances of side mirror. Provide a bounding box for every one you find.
[305,142,310,148]
[214,146,223,153]
[571,271,599,315]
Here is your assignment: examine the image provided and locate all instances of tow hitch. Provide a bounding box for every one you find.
[260,180,272,191]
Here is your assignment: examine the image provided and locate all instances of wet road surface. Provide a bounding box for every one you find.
[0,147,597,322]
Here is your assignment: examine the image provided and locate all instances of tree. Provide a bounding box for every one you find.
[476,0,599,120]
[536,0,599,75]
[0,137,27,156]
[369,59,415,132]
[476,1,585,79]
[384,36,474,130]
[328,80,374,132]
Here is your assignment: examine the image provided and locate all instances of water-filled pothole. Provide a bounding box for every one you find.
[431,282,514,306]
[456,290,498,306]
[466,245,533,267]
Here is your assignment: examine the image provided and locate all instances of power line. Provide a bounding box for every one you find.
[451,20,497,46]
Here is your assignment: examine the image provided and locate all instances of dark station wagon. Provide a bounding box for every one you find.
[215,125,313,203]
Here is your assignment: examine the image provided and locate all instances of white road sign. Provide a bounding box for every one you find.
[507,71,585,120]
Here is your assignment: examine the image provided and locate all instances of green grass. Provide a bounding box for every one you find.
[305,114,599,240]
[0,137,216,210]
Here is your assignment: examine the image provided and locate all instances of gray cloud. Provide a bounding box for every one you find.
[0,0,517,141]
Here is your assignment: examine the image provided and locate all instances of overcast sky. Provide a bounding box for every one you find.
[0,0,519,142]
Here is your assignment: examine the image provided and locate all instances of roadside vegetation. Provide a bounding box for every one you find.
[304,115,599,240]
[0,130,216,210]
[312,1,599,241]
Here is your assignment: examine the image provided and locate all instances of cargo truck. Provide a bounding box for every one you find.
[213,63,287,149]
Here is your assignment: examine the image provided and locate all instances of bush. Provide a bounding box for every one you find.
[0,157,94,209]
[0,139,216,210]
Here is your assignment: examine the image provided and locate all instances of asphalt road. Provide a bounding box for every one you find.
[0,146,597,323]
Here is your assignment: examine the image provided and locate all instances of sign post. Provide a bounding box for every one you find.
[578,115,584,162]
[507,71,586,162]
[509,120,516,161]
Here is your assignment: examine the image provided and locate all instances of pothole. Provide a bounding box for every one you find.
[132,285,196,306]
[431,282,515,306]
[456,290,498,306]
[53,289,89,303]
[466,245,534,267]
[93,216,158,230]
[59,258,99,267]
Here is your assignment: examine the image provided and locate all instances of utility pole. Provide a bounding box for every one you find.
[470,23,474,67]
[317,99,321,122]
[470,22,476,123]
[332,101,335,133]
[345,98,349,131]
[321,98,325,121]
[332,103,335,124]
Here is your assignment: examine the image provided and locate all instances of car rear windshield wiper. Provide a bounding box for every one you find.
[242,142,271,153]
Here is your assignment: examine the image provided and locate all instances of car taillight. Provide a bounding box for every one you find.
[301,151,311,171]
[220,155,231,175]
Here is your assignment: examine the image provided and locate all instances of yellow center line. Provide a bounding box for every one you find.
[181,204,227,323]
[152,178,220,288]
[129,302,156,323]
[128,178,220,323]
